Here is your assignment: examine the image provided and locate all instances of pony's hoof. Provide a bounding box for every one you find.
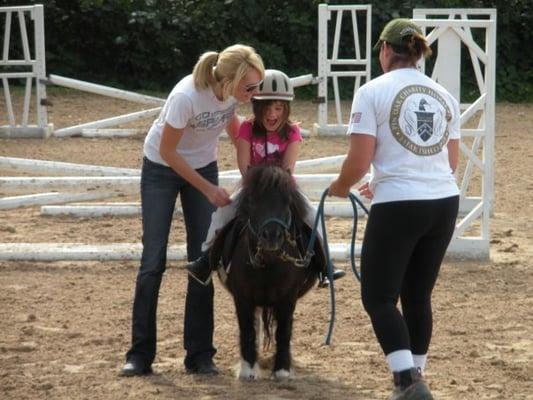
[273,369,291,380]
[238,360,258,380]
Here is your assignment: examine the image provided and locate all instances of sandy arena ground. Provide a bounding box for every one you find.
[1,91,532,399]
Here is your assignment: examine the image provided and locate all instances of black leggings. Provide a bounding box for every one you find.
[360,196,459,356]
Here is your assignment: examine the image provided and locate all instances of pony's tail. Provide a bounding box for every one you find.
[262,307,275,352]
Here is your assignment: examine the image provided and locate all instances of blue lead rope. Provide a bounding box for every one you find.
[307,189,369,345]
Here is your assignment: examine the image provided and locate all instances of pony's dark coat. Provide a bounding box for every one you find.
[212,165,324,377]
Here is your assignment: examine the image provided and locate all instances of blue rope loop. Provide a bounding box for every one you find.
[309,188,369,345]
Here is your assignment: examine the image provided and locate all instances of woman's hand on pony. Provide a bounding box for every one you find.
[206,184,232,207]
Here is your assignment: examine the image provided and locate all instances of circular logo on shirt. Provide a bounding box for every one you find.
[389,85,452,156]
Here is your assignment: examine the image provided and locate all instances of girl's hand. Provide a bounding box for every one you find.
[328,179,351,198]
[358,182,374,199]
[206,184,231,207]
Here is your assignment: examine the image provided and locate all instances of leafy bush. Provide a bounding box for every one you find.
[4,0,532,101]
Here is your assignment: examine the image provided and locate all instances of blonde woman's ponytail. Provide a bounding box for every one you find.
[192,51,219,90]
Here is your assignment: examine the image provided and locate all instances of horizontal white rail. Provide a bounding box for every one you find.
[40,200,368,218]
[80,128,140,138]
[48,74,165,105]
[0,237,486,261]
[0,243,187,261]
[289,74,315,87]
[0,72,35,78]
[53,107,161,137]
[0,156,139,176]
[0,174,344,191]
[0,191,113,209]
[0,6,36,12]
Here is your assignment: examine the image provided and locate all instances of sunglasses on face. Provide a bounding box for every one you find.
[245,80,263,92]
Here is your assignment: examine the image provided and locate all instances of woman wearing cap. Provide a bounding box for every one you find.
[187,69,345,287]
[329,18,460,400]
[121,44,265,377]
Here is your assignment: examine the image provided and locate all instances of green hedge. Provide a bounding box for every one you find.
[5,0,532,101]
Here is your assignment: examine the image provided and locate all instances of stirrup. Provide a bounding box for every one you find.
[186,254,212,286]
[318,268,346,288]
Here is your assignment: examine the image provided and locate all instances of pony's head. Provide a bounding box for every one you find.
[236,165,307,252]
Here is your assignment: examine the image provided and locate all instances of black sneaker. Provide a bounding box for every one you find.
[390,367,433,400]
[120,360,152,377]
[185,357,219,375]
[186,252,212,285]
[389,380,433,400]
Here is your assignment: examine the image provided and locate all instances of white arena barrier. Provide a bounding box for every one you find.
[40,201,367,218]
[0,174,341,192]
[0,156,140,176]
[40,203,182,217]
[53,107,161,137]
[0,191,113,210]
[47,74,165,105]
[80,128,141,138]
[0,242,353,262]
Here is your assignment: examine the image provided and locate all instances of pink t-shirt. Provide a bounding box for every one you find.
[237,120,302,166]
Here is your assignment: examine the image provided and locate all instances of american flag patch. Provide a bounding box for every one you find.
[351,112,362,124]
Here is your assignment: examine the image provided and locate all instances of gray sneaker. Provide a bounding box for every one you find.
[389,380,433,400]
[389,368,434,400]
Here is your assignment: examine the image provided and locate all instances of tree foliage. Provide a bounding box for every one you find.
[5,0,532,101]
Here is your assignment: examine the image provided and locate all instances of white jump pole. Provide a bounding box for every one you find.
[41,203,143,217]
[0,176,141,193]
[0,191,113,210]
[294,155,346,173]
[47,74,165,105]
[80,128,141,138]
[0,237,486,261]
[40,200,367,218]
[0,243,187,262]
[0,174,342,191]
[53,107,161,138]
[219,155,349,176]
[41,203,182,217]
[0,156,140,176]
[290,74,317,87]
[0,242,350,261]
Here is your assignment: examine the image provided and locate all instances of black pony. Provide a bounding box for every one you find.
[210,164,325,380]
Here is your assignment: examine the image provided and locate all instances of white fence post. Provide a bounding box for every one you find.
[413,9,497,259]
[315,4,372,136]
[33,5,47,132]
[0,5,49,138]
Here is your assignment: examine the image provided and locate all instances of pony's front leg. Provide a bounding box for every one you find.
[273,301,296,380]
[235,300,258,380]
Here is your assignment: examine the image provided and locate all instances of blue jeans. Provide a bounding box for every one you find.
[126,157,218,368]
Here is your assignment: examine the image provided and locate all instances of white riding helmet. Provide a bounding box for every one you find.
[253,69,294,101]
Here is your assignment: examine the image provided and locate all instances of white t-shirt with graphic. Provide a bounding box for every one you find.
[144,75,237,169]
[347,68,460,204]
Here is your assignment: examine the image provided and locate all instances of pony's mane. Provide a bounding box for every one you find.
[235,165,308,222]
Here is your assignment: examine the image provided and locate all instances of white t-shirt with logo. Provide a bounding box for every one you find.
[144,75,237,169]
[347,68,460,204]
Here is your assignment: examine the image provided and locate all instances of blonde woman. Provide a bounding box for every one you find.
[121,44,264,377]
